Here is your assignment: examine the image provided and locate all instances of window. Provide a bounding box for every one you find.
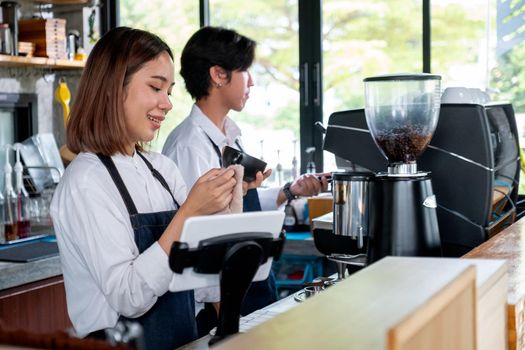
[322,0,423,170]
[119,0,199,152]
[431,1,492,91]
[117,0,525,183]
[210,0,300,186]
[432,0,525,192]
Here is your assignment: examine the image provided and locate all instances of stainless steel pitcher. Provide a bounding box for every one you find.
[332,172,374,249]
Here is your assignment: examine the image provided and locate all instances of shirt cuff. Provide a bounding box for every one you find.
[257,187,282,211]
[134,242,172,296]
[195,286,221,303]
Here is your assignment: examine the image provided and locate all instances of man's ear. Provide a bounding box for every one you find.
[210,65,228,87]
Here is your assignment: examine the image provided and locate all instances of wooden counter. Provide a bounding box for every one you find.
[210,257,487,350]
[464,218,525,349]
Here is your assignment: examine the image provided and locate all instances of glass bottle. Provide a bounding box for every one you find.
[13,144,30,238]
[3,148,17,242]
[305,147,316,174]
[283,200,298,233]
[0,192,4,243]
[291,139,298,181]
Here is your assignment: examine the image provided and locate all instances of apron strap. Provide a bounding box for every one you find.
[234,139,244,152]
[205,134,223,167]
[97,151,181,217]
[135,151,181,209]
[97,153,139,216]
[204,132,244,168]
[204,133,262,211]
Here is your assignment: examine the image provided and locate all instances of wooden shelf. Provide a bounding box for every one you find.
[0,54,84,69]
[33,0,89,4]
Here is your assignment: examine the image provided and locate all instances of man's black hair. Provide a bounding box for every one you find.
[180,26,256,100]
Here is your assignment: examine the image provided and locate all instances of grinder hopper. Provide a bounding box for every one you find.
[364,73,443,263]
[364,73,441,175]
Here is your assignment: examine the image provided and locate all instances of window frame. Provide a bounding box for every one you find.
[111,0,433,172]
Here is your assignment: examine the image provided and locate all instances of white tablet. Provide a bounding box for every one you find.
[169,210,285,292]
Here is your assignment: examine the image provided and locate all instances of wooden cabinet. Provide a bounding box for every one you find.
[0,275,71,333]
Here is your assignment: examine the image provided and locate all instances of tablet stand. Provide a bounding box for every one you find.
[169,231,286,346]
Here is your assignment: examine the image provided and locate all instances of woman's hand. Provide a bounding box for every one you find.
[160,168,236,253]
[181,168,237,216]
[242,169,272,195]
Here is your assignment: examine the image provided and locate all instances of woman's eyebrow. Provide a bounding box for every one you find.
[150,75,175,86]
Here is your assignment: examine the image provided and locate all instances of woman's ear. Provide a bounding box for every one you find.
[210,65,227,88]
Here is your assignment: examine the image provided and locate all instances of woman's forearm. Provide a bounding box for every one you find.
[158,206,191,254]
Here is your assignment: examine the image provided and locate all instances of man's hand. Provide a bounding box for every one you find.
[276,172,330,206]
[290,172,330,197]
[242,169,272,195]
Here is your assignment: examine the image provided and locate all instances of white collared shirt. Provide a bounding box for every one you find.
[50,151,187,336]
[162,104,280,210]
[162,105,281,307]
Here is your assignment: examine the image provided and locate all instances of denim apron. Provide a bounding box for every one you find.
[98,152,197,350]
[205,136,277,316]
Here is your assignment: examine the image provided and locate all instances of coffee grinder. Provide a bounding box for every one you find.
[364,74,442,263]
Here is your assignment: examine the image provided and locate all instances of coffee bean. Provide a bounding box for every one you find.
[375,125,432,163]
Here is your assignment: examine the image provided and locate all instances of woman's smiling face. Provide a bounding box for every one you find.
[122,51,175,154]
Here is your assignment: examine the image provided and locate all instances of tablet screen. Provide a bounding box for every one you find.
[169,211,285,292]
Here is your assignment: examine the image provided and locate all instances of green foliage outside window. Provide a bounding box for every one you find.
[120,0,520,162]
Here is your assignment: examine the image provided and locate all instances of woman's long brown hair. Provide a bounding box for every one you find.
[67,27,173,156]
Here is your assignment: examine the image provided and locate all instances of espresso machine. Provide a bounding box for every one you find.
[313,73,442,268]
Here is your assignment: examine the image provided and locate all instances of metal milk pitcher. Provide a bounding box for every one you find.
[332,172,374,249]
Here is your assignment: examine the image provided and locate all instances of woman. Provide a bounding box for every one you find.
[50,27,236,350]
[162,26,329,331]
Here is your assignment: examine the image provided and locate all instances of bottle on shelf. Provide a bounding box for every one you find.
[0,192,4,243]
[259,139,264,161]
[276,149,283,186]
[291,139,298,181]
[283,200,298,233]
[0,0,20,56]
[3,144,17,242]
[13,143,30,238]
[305,147,316,174]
